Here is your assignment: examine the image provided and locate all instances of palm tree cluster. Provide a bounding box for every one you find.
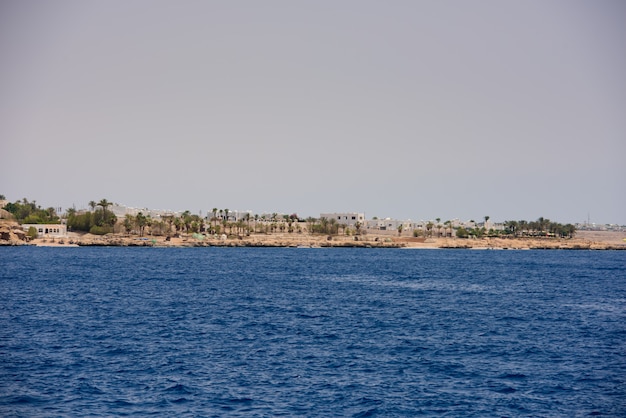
[457,217,576,239]
[503,217,576,238]
[96,208,368,239]
[118,208,299,238]
[66,199,117,234]
[308,217,362,236]
[413,219,455,238]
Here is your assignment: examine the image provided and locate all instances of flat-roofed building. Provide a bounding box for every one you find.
[22,223,67,237]
[320,212,365,227]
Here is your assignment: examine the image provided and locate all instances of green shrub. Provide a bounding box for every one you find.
[456,227,469,238]
[27,226,38,239]
[89,225,113,235]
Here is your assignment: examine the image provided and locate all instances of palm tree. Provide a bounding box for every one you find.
[328,218,337,235]
[98,199,111,216]
[135,212,148,237]
[182,210,192,233]
[161,214,174,237]
[173,216,183,234]
[444,220,452,237]
[426,222,434,238]
[518,220,528,237]
[232,220,242,235]
[244,213,251,234]
[94,199,113,227]
[124,214,134,235]
[505,220,518,237]
[150,219,159,236]
[537,217,550,235]
[88,201,97,212]
[306,217,316,235]
[319,217,329,235]
[146,216,153,235]
[212,208,218,230]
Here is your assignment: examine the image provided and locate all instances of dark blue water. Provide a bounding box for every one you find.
[1,248,624,417]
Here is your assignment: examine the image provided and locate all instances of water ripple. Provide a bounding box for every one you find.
[1,247,625,416]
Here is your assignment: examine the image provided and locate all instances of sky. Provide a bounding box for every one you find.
[1,0,625,224]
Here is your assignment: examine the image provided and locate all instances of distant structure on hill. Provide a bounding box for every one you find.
[108,204,178,219]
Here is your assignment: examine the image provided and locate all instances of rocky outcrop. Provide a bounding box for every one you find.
[0,221,28,245]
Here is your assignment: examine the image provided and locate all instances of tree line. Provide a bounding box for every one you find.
[454,217,576,239]
[501,217,576,238]
[66,199,117,235]
[1,198,60,224]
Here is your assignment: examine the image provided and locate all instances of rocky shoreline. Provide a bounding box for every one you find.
[2,231,623,251]
[2,218,624,250]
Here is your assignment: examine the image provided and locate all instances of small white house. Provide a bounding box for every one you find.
[21,224,67,237]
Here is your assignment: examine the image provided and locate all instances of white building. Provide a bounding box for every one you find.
[320,212,365,227]
[22,223,67,237]
[365,218,420,232]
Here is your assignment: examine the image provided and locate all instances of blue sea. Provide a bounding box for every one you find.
[1,247,625,417]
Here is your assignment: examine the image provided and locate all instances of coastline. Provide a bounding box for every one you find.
[15,230,626,250]
[2,217,624,249]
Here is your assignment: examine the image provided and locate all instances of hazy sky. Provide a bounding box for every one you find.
[1,1,625,224]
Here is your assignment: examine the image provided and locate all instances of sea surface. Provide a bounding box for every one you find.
[1,247,625,417]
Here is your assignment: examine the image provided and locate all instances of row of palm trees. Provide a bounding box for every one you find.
[503,218,576,238]
[410,217,468,238]
[113,207,368,238]
[409,215,576,239]
[116,208,301,237]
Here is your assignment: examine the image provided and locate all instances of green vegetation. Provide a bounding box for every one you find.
[304,217,361,236]
[454,217,576,239]
[502,218,576,238]
[3,198,60,224]
[26,226,38,239]
[66,198,117,233]
[455,227,469,238]
[88,225,113,235]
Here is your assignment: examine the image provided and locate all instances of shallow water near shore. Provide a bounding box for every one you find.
[1,247,625,416]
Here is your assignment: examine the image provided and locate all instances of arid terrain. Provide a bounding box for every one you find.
[21,229,626,250]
